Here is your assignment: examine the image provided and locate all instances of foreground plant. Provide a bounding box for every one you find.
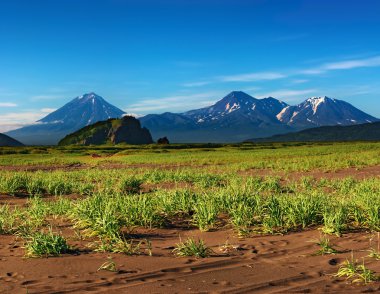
[367,233,380,260]
[173,237,212,258]
[314,235,339,255]
[25,229,69,257]
[0,205,18,234]
[98,256,117,272]
[335,258,378,284]
[93,235,152,256]
[367,248,380,260]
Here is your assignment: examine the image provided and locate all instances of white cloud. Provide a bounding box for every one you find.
[41,108,57,113]
[323,56,380,70]
[126,91,224,113]
[182,81,212,87]
[123,113,144,118]
[0,110,47,132]
[291,79,309,84]
[297,69,325,75]
[183,55,380,88]
[220,72,286,82]
[0,102,17,107]
[301,56,380,75]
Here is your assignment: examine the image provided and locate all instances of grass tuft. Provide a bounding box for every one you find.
[173,237,212,258]
[25,229,69,258]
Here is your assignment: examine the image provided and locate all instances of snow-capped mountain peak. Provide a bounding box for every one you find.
[305,96,330,114]
[182,91,288,125]
[38,92,124,126]
[277,96,378,127]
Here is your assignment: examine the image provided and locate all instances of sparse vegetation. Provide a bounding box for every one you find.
[335,258,378,284]
[314,235,339,255]
[1,142,380,291]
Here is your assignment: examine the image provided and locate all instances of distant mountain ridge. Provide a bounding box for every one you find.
[5,91,378,145]
[140,91,378,143]
[249,121,380,142]
[7,93,125,145]
[0,133,24,147]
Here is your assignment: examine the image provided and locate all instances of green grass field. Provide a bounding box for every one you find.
[1,142,380,237]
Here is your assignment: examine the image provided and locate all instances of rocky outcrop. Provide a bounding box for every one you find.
[59,116,153,146]
[157,137,170,144]
[111,116,153,145]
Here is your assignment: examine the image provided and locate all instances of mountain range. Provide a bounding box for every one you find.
[140,91,378,142]
[5,91,379,145]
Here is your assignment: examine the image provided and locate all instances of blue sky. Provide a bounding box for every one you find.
[1,0,380,131]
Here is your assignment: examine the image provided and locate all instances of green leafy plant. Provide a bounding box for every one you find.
[24,229,69,257]
[173,237,212,258]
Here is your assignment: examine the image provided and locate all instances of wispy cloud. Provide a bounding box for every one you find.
[219,72,286,82]
[182,81,212,87]
[0,102,17,107]
[302,56,380,75]
[0,108,53,132]
[256,89,318,101]
[30,94,67,102]
[182,55,380,88]
[323,56,380,70]
[126,91,224,113]
[291,79,309,84]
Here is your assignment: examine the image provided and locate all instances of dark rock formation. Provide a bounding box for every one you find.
[157,137,170,144]
[59,116,153,146]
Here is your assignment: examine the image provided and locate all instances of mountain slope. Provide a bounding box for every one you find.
[250,122,380,142]
[7,93,125,145]
[59,116,153,146]
[0,133,24,147]
[277,96,377,128]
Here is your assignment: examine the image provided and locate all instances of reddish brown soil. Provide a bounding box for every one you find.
[1,228,380,293]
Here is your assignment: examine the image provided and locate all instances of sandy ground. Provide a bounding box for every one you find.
[1,165,380,293]
[1,228,380,293]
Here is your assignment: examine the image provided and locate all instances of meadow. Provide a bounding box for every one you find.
[1,141,380,293]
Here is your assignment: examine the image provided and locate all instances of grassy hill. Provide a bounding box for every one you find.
[250,122,380,142]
